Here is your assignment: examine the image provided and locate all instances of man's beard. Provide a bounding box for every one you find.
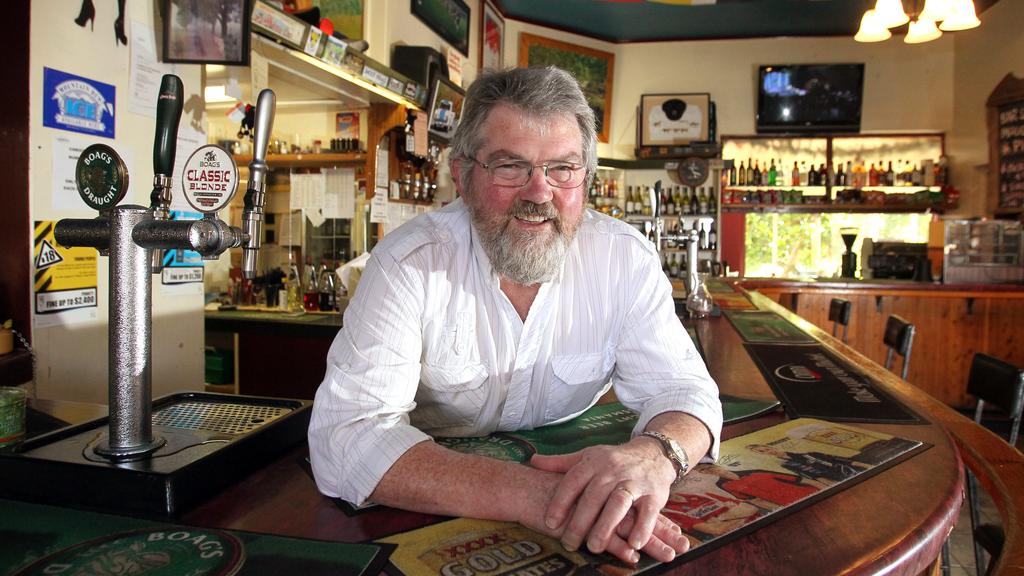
[467,196,582,286]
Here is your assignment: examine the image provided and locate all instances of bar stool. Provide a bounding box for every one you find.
[882,315,914,380]
[966,353,1024,576]
[828,298,852,343]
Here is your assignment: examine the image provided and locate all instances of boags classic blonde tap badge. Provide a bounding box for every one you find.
[182,144,239,214]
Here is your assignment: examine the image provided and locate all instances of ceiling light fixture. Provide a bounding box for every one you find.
[855,0,980,44]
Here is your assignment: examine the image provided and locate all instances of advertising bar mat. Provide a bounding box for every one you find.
[332,397,781,516]
[714,291,757,310]
[376,418,928,575]
[744,343,923,423]
[0,498,394,576]
[725,310,815,343]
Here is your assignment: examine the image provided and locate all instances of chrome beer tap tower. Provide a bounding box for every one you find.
[647,180,713,318]
[53,75,277,461]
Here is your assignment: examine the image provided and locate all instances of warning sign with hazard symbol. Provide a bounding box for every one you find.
[33,220,98,317]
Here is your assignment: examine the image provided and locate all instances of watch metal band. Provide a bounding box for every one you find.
[641,430,689,484]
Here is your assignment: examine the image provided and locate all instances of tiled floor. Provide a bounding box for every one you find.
[946,483,999,576]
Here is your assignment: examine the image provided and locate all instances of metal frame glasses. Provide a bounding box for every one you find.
[469,156,588,188]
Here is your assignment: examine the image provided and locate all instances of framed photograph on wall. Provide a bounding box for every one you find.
[318,0,365,41]
[411,0,471,57]
[479,1,503,70]
[427,76,466,141]
[163,0,251,65]
[518,33,614,143]
[639,93,710,147]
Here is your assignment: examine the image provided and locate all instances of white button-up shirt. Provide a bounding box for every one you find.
[308,199,722,505]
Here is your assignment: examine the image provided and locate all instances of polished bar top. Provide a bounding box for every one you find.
[737,277,1024,295]
[181,290,972,575]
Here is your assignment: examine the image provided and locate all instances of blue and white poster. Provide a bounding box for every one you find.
[160,210,205,287]
[43,67,116,139]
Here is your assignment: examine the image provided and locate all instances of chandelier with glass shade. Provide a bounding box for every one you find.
[855,0,980,44]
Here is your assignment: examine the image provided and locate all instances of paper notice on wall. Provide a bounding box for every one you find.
[33,220,98,328]
[370,192,389,224]
[289,171,304,210]
[414,112,428,157]
[280,210,303,246]
[251,51,269,100]
[375,143,390,189]
[129,20,176,117]
[159,210,204,295]
[170,125,206,212]
[443,45,463,87]
[324,167,356,219]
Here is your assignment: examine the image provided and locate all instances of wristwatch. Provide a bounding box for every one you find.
[641,431,690,485]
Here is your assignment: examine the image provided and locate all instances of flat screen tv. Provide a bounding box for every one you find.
[756,64,865,134]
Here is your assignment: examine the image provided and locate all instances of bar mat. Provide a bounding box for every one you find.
[0,498,394,576]
[744,343,923,423]
[725,310,815,343]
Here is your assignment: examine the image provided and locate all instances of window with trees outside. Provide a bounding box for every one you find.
[744,213,931,278]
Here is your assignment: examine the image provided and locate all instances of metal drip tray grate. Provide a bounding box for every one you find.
[153,401,292,435]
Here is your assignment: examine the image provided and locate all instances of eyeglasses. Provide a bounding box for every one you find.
[468,156,588,189]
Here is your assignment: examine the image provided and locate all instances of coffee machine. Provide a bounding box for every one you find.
[840,227,858,278]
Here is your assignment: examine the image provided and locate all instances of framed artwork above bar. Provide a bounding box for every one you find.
[411,0,471,57]
[163,0,251,65]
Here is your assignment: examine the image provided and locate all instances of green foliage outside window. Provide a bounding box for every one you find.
[745,213,931,278]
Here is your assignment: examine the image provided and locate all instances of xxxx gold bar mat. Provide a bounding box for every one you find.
[0,498,393,575]
[377,418,927,575]
[724,310,815,344]
[744,343,923,423]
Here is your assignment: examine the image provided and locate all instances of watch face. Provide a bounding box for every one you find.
[679,157,709,187]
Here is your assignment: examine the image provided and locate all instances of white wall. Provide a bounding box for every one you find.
[949,0,1024,216]
[30,0,205,403]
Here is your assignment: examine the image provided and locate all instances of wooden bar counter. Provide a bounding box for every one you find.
[20,290,1024,574]
[737,278,1024,408]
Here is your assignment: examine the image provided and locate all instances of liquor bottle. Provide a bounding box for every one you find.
[318,261,337,312]
[868,163,878,186]
[845,161,854,186]
[674,186,685,215]
[303,257,319,311]
[752,160,761,187]
[286,264,302,312]
[737,161,746,186]
[852,158,867,189]
[641,186,651,216]
[745,159,754,185]
[624,185,634,215]
[698,187,709,215]
[799,161,809,186]
[708,185,717,215]
[819,164,829,187]
[792,161,800,186]
[902,160,914,186]
[886,161,895,186]
[768,159,777,186]
[665,187,676,216]
[698,222,707,250]
[912,162,923,186]
[681,187,692,215]
[669,252,680,278]
[835,162,845,186]
[708,221,718,251]
[689,187,700,215]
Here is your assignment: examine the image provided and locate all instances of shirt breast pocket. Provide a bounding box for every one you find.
[413,361,488,430]
[544,350,615,421]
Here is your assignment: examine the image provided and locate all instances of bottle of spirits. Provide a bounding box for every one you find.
[698,187,709,215]
[689,187,700,215]
[835,162,845,187]
[303,257,319,311]
[792,161,800,186]
[708,221,718,251]
[665,187,676,216]
[886,161,895,186]
[318,261,337,312]
[737,161,746,186]
[768,159,777,186]
[752,160,761,187]
[624,185,634,216]
[868,162,878,186]
[799,162,809,186]
[745,159,754,185]
[698,222,707,250]
[669,252,681,278]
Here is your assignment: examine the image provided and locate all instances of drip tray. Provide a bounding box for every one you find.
[0,392,311,518]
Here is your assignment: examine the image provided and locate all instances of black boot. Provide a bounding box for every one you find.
[114,0,127,45]
[74,0,96,30]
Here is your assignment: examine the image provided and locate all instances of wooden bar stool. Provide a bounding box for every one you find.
[883,315,914,380]
[828,298,852,343]
[965,353,1024,576]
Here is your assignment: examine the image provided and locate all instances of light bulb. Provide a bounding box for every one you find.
[905,18,943,43]
[855,10,893,43]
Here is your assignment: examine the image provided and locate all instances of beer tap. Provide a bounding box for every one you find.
[53,74,276,461]
[241,89,276,279]
[149,75,184,273]
[647,180,712,318]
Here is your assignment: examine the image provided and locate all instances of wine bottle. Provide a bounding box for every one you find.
[708,221,718,251]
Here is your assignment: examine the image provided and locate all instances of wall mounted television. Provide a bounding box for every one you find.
[756,64,865,134]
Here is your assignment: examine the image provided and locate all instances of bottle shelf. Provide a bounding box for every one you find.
[233,152,366,168]
[721,202,954,214]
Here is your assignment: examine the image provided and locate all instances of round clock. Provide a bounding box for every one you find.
[678,156,710,188]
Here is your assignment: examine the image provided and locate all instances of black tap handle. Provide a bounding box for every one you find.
[153,75,184,178]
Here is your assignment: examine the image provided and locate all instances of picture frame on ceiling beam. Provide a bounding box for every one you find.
[639,93,711,147]
[163,0,251,65]
[518,32,615,144]
[411,0,471,57]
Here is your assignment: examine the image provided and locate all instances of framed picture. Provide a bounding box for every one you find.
[518,33,614,143]
[479,1,503,70]
[318,0,364,41]
[411,0,471,57]
[639,93,710,147]
[163,0,251,65]
[427,76,466,141]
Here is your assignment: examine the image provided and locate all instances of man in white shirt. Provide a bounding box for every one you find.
[309,66,722,565]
